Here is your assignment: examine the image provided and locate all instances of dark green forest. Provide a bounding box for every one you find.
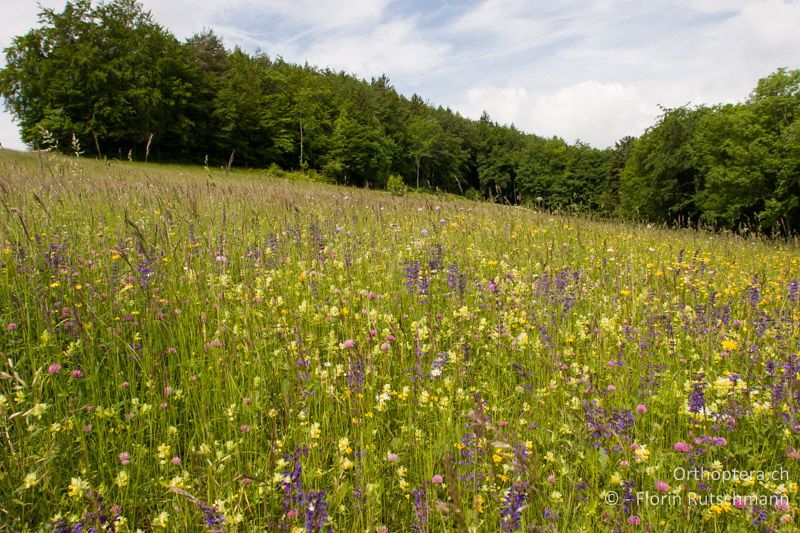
[1,0,799,233]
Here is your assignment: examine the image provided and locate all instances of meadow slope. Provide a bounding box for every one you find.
[1,150,799,532]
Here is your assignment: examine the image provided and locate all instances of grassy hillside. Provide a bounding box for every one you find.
[1,149,799,531]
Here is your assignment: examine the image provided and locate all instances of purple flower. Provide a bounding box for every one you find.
[749,278,760,308]
[412,485,429,533]
[430,353,447,378]
[281,447,308,517]
[688,381,706,414]
[418,274,429,298]
[71,369,83,379]
[137,258,153,287]
[752,508,768,527]
[48,363,61,374]
[345,359,365,393]
[622,480,637,515]
[583,400,634,451]
[405,261,420,295]
[501,481,528,531]
[303,490,330,533]
[694,435,727,447]
[201,502,225,530]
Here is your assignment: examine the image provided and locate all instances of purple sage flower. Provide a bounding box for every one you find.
[501,481,528,531]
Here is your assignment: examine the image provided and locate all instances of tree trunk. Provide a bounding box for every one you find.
[299,120,304,170]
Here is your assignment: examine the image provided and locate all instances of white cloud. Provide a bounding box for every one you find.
[0,111,25,150]
[295,18,450,80]
[464,81,659,147]
[0,2,62,151]
[0,1,61,48]
[449,0,555,41]
[144,0,393,49]
[1,0,800,150]
[244,0,392,31]
[679,0,755,13]
[708,0,800,75]
[636,0,800,106]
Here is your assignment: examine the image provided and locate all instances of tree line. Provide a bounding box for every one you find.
[1,0,798,234]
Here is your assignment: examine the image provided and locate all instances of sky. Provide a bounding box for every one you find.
[1,0,799,150]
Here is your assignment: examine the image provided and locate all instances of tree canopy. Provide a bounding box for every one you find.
[1,0,798,234]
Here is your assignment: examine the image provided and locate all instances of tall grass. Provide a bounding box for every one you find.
[0,149,798,532]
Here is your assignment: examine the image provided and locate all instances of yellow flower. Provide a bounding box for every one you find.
[153,511,169,528]
[116,470,129,488]
[157,443,171,464]
[23,472,38,489]
[703,503,729,521]
[633,444,650,463]
[338,437,352,455]
[722,339,738,351]
[29,403,48,419]
[68,477,89,499]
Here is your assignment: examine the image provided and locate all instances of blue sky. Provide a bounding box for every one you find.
[1,0,799,150]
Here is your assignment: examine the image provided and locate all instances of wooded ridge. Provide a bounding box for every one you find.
[1,0,798,233]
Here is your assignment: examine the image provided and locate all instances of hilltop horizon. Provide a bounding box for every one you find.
[2,0,800,150]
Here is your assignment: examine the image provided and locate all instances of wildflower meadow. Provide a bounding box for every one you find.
[1,150,799,532]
